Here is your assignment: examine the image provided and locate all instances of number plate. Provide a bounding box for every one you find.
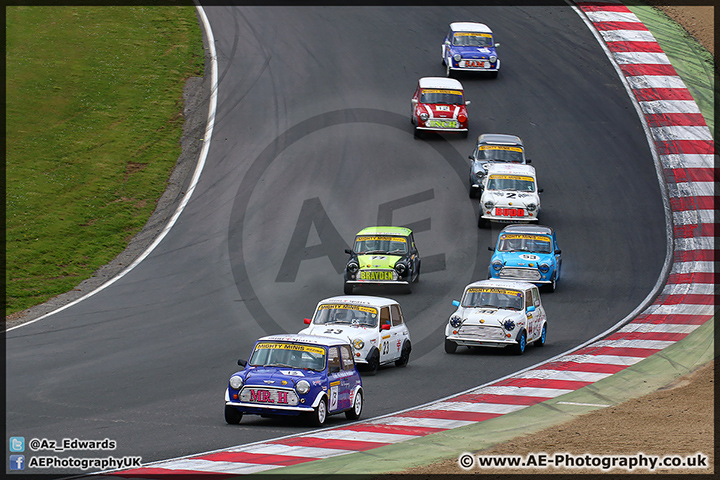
[426,119,459,129]
[360,270,394,281]
[462,60,489,68]
[495,207,525,217]
[240,388,298,406]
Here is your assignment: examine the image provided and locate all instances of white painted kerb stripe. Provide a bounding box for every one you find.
[514,369,612,383]
[640,100,701,114]
[303,430,416,444]
[613,51,671,65]
[627,75,686,90]
[600,30,656,42]
[559,354,646,366]
[419,401,525,415]
[619,323,700,334]
[585,11,640,23]
[651,125,713,141]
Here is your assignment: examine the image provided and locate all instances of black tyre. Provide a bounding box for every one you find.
[478,216,488,228]
[469,185,476,199]
[489,70,499,79]
[546,275,556,292]
[395,341,411,367]
[512,329,527,355]
[343,282,353,295]
[309,397,328,427]
[224,405,243,425]
[364,349,380,376]
[444,338,457,354]
[345,390,363,420]
[535,323,547,347]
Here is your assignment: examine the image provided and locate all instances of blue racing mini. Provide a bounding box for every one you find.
[224,334,364,426]
[488,225,562,292]
[442,22,500,78]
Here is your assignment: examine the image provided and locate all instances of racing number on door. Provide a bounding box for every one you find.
[329,385,339,410]
[382,341,390,356]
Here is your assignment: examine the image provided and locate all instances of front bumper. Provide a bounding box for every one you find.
[346,279,410,286]
[446,334,515,348]
[416,126,468,133]
[225,401,311,415]
[449,59,500,72]
[481,213,539,224]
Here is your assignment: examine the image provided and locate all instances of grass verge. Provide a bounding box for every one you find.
[5,5,204,316]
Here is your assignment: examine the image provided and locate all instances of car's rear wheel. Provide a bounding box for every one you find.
[444,338,457,354]
[344,282,353,295]
[395,341,411,367]
[345,390,363,420]
[224,405,243,425]
[309,398,327,427]
[512,329,527,355]
[535,323,547,347]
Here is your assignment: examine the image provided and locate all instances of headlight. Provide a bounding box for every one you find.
[475,171,485,180]
[492,261,503,271]
[539,263,550,273]
[296,380,310,395]
[526,203,537,212]
[490,55,497,63]
[229,376,243,390]
[395,263,406,274]
[352,338,365,350]
[450,315,463,328]
[453,53,462,62]
[419,112,429,121]
[347,261,359,273]
[484,201,494,209]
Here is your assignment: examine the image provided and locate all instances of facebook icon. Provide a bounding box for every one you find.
[9,455,25,470]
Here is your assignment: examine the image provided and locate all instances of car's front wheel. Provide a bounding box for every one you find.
[535,323,547,347]
[546,274,556,293]
[364,348,380,376]
[478,216,488,228]
[444,338,457,354]
[224,405,243,425]
[309,398,328,427]
[345,390,363,420]
[395,341,411,367]
[512,329,527,355]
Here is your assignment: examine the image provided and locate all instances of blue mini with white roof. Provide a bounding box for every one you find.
[224,334,363,426]
[442,22,500,77]
[488,224,562,292]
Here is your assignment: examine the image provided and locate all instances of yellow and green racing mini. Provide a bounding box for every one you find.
[343,226,421,294]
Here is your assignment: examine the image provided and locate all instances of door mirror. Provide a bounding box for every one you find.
[465,100,471,106]
[381,323,391,330]
[303,318,311,324]
[329,365,340,373]
[344,248,352,254]
[495,43,500,47]
[538,188,544,193]
[411,98,418,104]
[526,158,532,164]
[452,300,460,307]
[488,246,494,251]
[555,249,562,255]
[526,306,536,313]
[237,359,247,367]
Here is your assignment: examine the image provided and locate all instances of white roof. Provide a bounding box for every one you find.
[258,333,349,347]
[450,22,493,34]
[419,77,464,91]
[485,162,536,177]
[465,279,536,291]
[317,295,398,309]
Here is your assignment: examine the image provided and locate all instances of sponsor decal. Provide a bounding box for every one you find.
[488,174,534,182]
[467,287,522,297]
[501,233,551,242]
[279,370,304,376]
[355,235,406,243]
[455,32,492,38]
[254,342,325,355]
[319,304,378,314]
[436,105,451,111]
[426,119,459,129]
[421,89,463,95]
[495,207,525,217]
[479,145,522,153]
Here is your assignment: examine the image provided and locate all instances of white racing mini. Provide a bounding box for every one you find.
[300,296,411,375]
[478,163,542,228]
[444,279,547,355]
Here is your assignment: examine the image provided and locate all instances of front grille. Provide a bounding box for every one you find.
[499,267,541,281]
[458,325,505,340]
[240,387,299,406]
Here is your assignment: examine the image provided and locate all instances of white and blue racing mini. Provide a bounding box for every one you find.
[442,22,500,77]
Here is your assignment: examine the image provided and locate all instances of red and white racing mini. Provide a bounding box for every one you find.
[411,77,470,137]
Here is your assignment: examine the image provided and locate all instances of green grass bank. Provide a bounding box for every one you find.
[5,6,204,316]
